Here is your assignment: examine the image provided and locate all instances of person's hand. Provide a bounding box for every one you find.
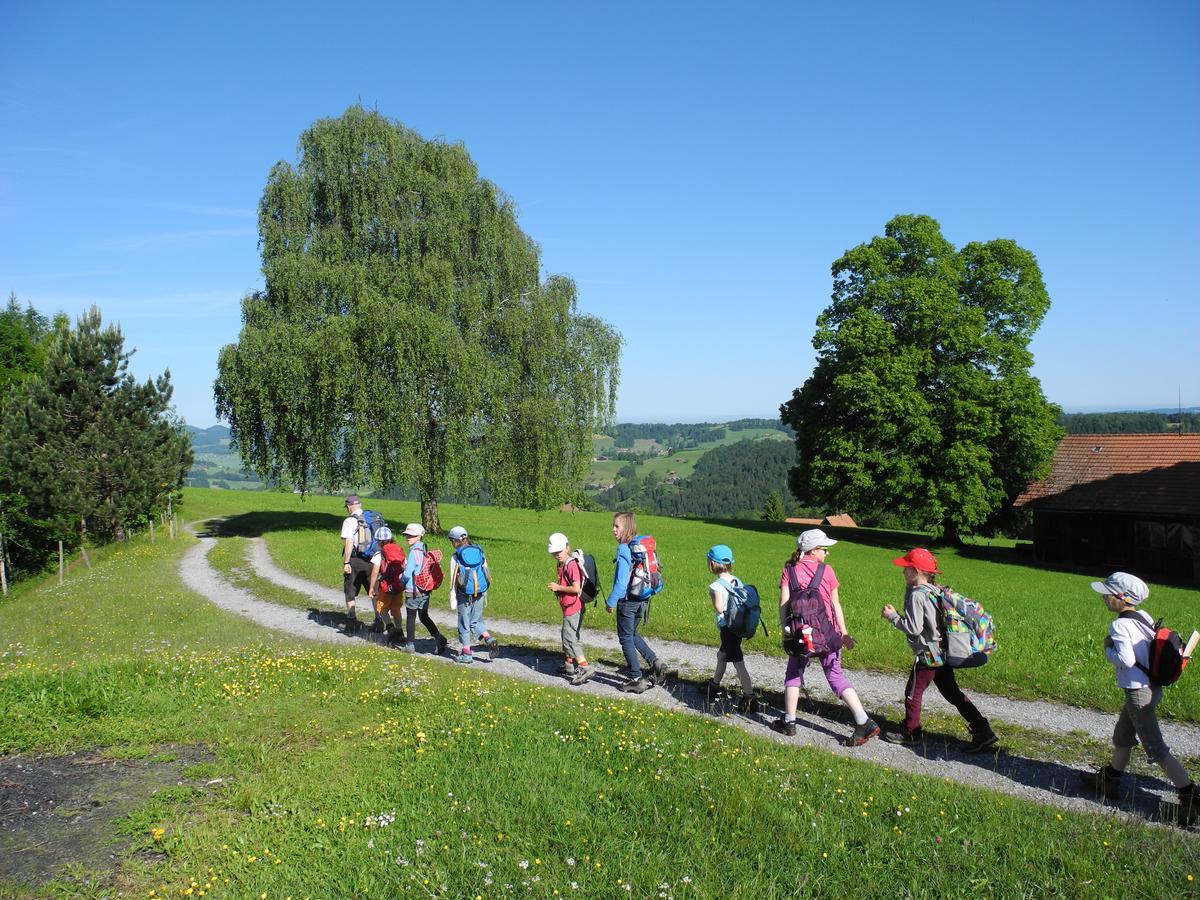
[607,605,614,615]
[547,582,559,592]
[842,634,856,650]
[343,562,352,574]
[881,604,896,619]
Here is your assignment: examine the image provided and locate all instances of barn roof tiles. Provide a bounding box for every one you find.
[1014,434,1200,516]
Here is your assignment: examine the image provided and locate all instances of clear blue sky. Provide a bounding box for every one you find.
[2,0,1197,426]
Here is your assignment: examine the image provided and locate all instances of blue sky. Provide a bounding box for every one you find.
[2,0,1197,426]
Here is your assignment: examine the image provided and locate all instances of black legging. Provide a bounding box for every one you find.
[406,608,442,643]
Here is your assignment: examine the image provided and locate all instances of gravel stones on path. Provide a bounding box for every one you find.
[177,532,1199,829]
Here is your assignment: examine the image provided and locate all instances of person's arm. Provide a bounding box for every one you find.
[711,582,727,615]
[368,557,382,596]
[1106,621,1139,670]
[401,545,423,589]
[605,544,631,609]
[884,589,926,638]
[829,588,857,649]
[779,568,791,631]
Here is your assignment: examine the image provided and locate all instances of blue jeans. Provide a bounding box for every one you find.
[456,594,488,648]
[616,599,656,678]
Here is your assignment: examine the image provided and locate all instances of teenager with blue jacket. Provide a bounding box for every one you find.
[606,511,668,693]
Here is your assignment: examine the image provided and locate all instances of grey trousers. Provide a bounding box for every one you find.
[561,609,586,662]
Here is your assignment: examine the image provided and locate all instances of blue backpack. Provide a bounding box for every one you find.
[722,577,767,639]
[454,544,490,598]
[353,510,387,560]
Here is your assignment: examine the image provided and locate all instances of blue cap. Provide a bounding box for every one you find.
[706,544,734,565]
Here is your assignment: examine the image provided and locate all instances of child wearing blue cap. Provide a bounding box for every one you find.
[705,544,756,713]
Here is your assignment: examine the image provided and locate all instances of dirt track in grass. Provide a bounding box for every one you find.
[178,526,1200,831]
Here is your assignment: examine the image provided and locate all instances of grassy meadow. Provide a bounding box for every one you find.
[1,510,1198,896]
[181,489,1200,722]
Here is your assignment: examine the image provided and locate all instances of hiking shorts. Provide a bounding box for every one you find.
[344,557,372,601]
[785,649,851,697]
[718,627,744,663]
[405,591,431,611]
[1114,686,1170,763]
[375,590,404,620]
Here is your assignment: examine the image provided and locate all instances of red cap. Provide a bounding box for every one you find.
[891,548,939,574]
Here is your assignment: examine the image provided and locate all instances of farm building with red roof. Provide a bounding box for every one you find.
[1013,434,1200,581]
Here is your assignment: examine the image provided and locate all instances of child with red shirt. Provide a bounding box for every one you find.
[547,532,594,685]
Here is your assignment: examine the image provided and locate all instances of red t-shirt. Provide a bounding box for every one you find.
[556,558,584,617]
[377,543,408,594]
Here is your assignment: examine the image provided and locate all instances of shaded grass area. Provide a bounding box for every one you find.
[0,519,1195,894]
[181,489,1200,721]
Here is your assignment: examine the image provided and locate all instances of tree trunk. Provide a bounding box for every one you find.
[420,496,441,535]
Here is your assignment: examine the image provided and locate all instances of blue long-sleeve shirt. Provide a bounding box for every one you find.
[402,542,425,595]
[606,541,632,609]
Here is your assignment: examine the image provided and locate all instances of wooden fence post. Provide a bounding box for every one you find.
[150,519,155,544]
[0,543,7,597]
[58,541,64,586]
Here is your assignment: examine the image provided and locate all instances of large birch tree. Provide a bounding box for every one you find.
[215,106,620,530]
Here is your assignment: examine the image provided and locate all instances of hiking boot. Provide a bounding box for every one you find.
[1080,765,1123,801]
[455,651,474,664]
[401,642,416,653]
[770,717,797,737]
[434,635,449,656]
[483,635,499,661]
[883,728,923,746]
[371,615,387,634]
[618,677,652,694]
[344,611,359,632]
[1178,783,1198,827]
[846,719,881,747]
[703,681,726,704]
[735,693,759,715]
[557,662,578,677]
[649,658,669,686]
[964,726,999,754]
[386,627,403,645]
[570,667,596,686]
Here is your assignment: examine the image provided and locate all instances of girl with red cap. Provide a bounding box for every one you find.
[881,548,997,752]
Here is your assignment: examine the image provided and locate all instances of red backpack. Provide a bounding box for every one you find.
[412,545,444,593]
[1120,612,1194,686]
[627,535,663,599]
[377,543,407,594]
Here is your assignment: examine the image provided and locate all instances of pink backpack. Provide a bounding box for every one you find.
[784,563,842,657]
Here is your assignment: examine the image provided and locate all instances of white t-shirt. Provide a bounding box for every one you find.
[1106,610,1154,690]
[708,574,741,614]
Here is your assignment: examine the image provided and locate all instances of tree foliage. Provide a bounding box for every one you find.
[0,293,51,399]
[1058,411,1200,434]
[762,490,786,522]
[0,306,192,575]
[781,214,1062,540]
[215,106,620,530]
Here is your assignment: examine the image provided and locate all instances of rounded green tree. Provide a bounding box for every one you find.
[781,214,1061,541]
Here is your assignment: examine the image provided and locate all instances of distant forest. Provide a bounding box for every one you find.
[1057,411,1200,434]
[594,438,797,519]
[603,418,791,449]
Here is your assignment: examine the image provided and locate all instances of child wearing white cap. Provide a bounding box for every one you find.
[1081,572,1196,825]
[397,523,448,655]
[447,525,498,663]
[547,532,594,684]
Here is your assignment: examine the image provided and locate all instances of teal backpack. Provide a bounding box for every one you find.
[453,544,490,598]
[722,577,767,640]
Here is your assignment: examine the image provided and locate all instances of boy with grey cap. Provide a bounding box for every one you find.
[1081,572,1196,825]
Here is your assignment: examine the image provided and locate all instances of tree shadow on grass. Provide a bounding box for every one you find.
[206,510,344,538]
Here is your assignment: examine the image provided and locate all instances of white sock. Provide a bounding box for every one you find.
[852,709,868,726]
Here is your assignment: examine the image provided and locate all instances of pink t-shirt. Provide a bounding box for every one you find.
[780,557,839,612]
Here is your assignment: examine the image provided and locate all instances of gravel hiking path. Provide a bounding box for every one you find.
[178,528,1200,829]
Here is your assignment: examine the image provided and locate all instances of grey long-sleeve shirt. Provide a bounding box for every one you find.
[886,584,942,660]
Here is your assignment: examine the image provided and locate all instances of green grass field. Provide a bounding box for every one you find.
[586,427,789,486]
[1,506,1197,896]
[181,489,1200,722]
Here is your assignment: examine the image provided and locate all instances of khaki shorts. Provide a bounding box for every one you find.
[1113,686,1170,763]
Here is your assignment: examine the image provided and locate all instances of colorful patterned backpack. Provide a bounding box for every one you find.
[935,585,996,668]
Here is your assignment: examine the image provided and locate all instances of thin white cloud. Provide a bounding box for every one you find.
[161,203,256,218]
[96,227,257,252]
